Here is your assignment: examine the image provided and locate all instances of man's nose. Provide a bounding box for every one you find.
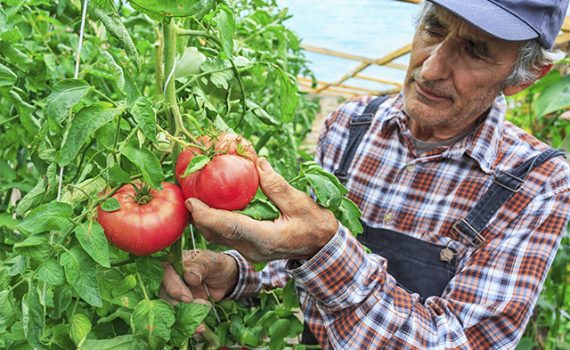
[420,41,453,82]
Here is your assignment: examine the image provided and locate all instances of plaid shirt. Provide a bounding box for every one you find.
[226,93,570,349]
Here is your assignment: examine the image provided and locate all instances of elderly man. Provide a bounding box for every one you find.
[163,0,570,348]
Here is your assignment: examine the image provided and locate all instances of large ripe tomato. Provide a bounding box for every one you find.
[97,182,189,256]
[176,132,259,211]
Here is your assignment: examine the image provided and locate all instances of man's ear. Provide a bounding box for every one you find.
[503,63,553,96]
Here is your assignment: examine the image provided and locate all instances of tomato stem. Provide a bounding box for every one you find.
[136,269,150,301]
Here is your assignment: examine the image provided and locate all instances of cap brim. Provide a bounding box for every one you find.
[426,0,539,42]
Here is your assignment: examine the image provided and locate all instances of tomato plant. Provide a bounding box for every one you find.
[0,0,357,348]
[97,182,189,256]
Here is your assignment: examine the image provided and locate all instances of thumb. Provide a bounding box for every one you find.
[183,253,209,287]
[256,158,307,214]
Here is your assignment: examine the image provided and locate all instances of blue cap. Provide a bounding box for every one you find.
[427,0,569,49]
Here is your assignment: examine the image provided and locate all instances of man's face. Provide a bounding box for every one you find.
[403,5,522,140]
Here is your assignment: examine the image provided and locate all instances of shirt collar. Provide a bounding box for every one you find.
[377,93,506,174]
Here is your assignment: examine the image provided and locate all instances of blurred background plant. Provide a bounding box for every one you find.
[506,58,570,350]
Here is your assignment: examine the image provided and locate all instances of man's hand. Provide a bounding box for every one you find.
[160,250,238,305]
[186,158,339,262]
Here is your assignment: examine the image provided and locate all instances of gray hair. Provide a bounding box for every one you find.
[417,3,563,87]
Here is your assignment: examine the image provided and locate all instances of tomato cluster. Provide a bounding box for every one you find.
[175,132,259,211]
[97,132,259,256]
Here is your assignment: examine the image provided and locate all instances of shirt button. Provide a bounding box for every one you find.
[384,213,394,223]
[406,163,415,172]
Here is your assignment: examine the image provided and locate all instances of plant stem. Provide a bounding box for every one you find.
[163,18,181,136]
[155,27,164,97]
[0,115,19,127]
[92,88,117,105]
[136,270,150,301]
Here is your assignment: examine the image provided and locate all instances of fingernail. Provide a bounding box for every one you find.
[196,324,205,333]
[258,157,272,172]
[181,295,192,303]
[185,199,194,211]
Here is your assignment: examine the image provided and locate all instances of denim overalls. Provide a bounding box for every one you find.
[301,96,564,345]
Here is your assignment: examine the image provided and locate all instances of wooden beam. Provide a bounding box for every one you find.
[315,61,371,93]
[562,16,570,32]
[316,44,412,93]
[301,44,377,64]
[555,32,570,45]
[353,74,403,88]
[385,62,408,70]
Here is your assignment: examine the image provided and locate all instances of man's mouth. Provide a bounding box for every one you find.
[414,81,451,102]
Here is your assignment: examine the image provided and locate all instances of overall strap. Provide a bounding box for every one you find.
[334,95,390,184]
[452,148,566,248]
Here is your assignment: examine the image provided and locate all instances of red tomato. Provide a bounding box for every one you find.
[213,132,257,161]
[176,133,259,211]
[97,182,189,256]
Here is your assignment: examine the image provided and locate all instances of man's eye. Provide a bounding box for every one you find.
[424,28,441,37]
[466,45,482,60]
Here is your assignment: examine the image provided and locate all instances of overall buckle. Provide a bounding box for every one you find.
[451,219,486,249]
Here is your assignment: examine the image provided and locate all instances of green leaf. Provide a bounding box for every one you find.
[515,337,537,350]
[101,197,121,212]
[182,154,210,177]
[101,51,125,88]
[268,319,290,349]
[61,177,107,204]
[112,275,137,297]
[253,262,267,272]
[83,335,141,350]
[58,102,121,166]
[128,0,216,18]
[46,79,91,124]
[282,279,299,309]
[37,259,66,286]
[17,202,73,234]
[14,235,51,261]
[135,257,164,296]
[245,99,280,126]
[108,165,132,184]
[305,173,342,211]
[0,214,18,230]
[75,221,111,268]
[301,161,348,196]
[216,5,235,58]
[333,198,363,236]
[0,291,16,331]
[171,303,211,347]
[121,144,164,188]
[201,59,233,90]
[7,255,26,276]
[276,67,298,122]
[0,62,16,87]
[70,313,92,346]
[175,47,206,78]
[50,285,73,319]
[22,284,45,349]
[60,246,103,307]
[533,75,570,117]
[237,197,279,220]
[130,299,175,349]
[130,96,157,143]
[93,8,141,69]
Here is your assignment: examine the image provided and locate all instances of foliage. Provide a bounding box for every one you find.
[507,60,570,350]
[0,0,344,348]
